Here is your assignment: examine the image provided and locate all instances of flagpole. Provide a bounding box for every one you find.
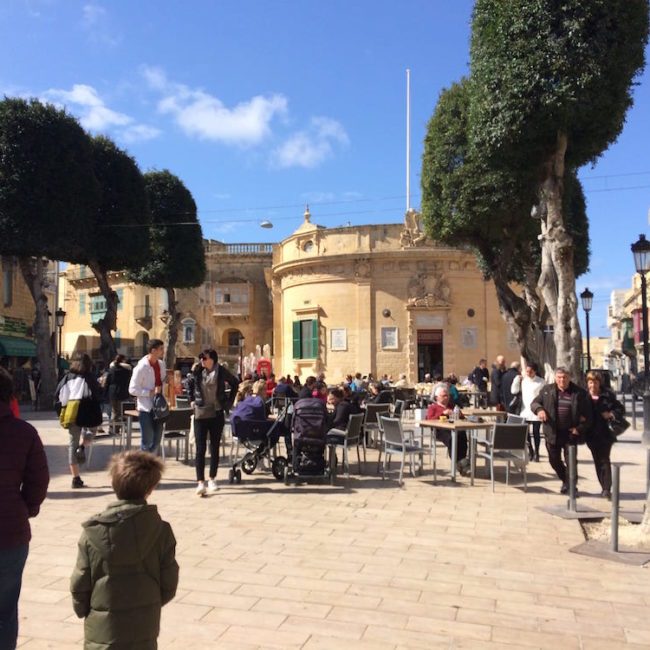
[406,68,411,212]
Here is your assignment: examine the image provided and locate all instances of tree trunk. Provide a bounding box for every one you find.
[86,260,118,365]
[17,256,57,402]
[491,271,555,374]
[164,287,179,369]
[537,132,582,380]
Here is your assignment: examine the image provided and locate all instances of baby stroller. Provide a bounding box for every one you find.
[284,397,335,485]
[228,407,289,483]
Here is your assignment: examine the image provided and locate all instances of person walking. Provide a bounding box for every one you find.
[105,354,132,423]
[57,353,103,488]
[187,349,239,496]
[0,367,49,649]
[585,370,624,500]
[531,367,592,494]
[129,339,166,454]
[501,362,521,413]
[512,362,545,461]
[489,355,506,408]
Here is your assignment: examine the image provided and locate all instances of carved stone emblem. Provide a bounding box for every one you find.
[400,208,428,248]
[406,271,451,307]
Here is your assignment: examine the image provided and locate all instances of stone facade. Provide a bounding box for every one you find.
[272,210,516,383]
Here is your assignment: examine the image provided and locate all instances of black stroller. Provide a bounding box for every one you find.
[284,397,335,485]
[228,409,289,483]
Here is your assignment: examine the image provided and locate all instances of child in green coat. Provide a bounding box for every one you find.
[70,451,179,649]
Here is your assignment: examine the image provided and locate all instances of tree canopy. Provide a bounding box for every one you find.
[0,97,100,261]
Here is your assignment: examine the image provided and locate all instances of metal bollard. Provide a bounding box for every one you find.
[611,463,621,553]
[631,395,637,431]
[567,445,577,512]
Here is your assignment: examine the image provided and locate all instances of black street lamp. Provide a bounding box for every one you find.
[580,288,594,372]
[239,334,245,379]
[54,308,66,373]
[631,234,650,377]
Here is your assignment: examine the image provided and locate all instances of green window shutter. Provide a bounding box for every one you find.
[116,288,124,311]
[292,321,301,359]
[310,319,318,359]
[79,293,85,315]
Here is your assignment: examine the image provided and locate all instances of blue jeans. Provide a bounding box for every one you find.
[139,411,164,453]
[0,544,29,650]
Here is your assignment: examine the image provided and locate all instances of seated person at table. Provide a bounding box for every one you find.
[426,383,470,475]
[342,384,363,414]
[231,380,289,450]
[326,388,352,435]
[366,382,392,405]
[273,376,297,400]
[312,380,329,403]
[298,376,317,399]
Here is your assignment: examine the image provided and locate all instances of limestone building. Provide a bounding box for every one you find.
[272,209,515,382]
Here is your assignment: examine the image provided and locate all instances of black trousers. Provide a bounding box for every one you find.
[587,437,613,492]
[528,422,541,456]
[436,430,468,461]
[546,433,578,484]
[194,411,225,481]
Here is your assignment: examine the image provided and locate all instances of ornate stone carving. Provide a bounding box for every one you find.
[354,259,371,278]
[406,270,451,308]
[400,208,428,248]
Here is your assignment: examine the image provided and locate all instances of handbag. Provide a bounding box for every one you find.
[59,399,80,429]
[77,397,103,427]
[608,415,630,439]
[152,393,170,421]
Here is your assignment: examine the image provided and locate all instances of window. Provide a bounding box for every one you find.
[293,319,318,359]
[182,318,196,344]
[116,288,124,311]
[90,296,108,324]
[216,283,249,304]
[115,329,121,348]
[79,293,86,315]
[228,331,242,347]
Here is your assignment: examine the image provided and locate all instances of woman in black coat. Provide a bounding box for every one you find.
[586,370,624,500]
[105,354,132,421]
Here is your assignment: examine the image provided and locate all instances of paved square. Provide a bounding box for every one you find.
[16,413,650,649]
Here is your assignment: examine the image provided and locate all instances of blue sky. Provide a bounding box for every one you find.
[1,0,649,338]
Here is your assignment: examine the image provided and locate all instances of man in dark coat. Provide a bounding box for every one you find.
[0,367,49,649]
[531,367,592,494]
[489,355,506,407]
[501,362,521,413]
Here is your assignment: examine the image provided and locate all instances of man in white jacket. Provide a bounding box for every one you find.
[129,339,166,453]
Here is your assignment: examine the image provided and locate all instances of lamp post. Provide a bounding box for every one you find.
[54,308,66,376]
[239,334,245,379]
[631,234,650,451]
[580,288,594,372]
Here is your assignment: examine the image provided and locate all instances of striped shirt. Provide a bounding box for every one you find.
[557,389,572,432]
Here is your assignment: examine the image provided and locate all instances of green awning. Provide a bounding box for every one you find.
[0,335,37,358]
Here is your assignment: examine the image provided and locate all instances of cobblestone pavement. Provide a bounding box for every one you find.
[15,412,650,649]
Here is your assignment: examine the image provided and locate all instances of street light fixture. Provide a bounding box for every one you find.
[580,287,593,372]
[239,334,245,379]
[54,308,66,375]
[631,234,650,453]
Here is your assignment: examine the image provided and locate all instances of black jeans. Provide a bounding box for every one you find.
[194,411,225,481]
[587,437,613,492]
[0,543,29,650]
[528,422,541,457]
[546,432,578,484]
[436,430,468,461]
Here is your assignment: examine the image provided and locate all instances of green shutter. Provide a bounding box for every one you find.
[310,319,318,359]
[292,321,301,359]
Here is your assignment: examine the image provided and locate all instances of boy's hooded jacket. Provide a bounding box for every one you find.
[70,500,179,650]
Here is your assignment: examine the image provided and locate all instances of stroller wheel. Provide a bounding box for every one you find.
[228,469,235,485]
[235,469,242,483]
[272,456,287,481]
[241,452,258,475]
[283,465,290,486]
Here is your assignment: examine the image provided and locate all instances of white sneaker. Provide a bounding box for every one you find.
[207,479,219,492]
[195,482,206,496]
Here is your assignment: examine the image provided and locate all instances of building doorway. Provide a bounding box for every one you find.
[417,329,443,381]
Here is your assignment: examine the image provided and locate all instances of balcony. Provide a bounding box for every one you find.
[213,303,250,318]
[134,304,153,329]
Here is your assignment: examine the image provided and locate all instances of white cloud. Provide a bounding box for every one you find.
[42,84,160,144]
[273,116,349,169]
[141,65,288,146]
[81,2,120,46]
[82,2,106,27]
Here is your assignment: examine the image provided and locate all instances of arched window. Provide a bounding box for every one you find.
[182,318,196,344]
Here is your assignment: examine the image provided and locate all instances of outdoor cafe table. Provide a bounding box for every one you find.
[124,409,140,450]
[419,419,494,482]
[463,408,507,421]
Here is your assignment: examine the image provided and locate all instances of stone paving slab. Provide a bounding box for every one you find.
[14,413,650,649]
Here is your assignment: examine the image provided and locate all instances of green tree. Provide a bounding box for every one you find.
[470,0,649,377]
[0,97,100,398]
[86,136,150,363]
[129,170,205,368]
[421,79,589,373]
